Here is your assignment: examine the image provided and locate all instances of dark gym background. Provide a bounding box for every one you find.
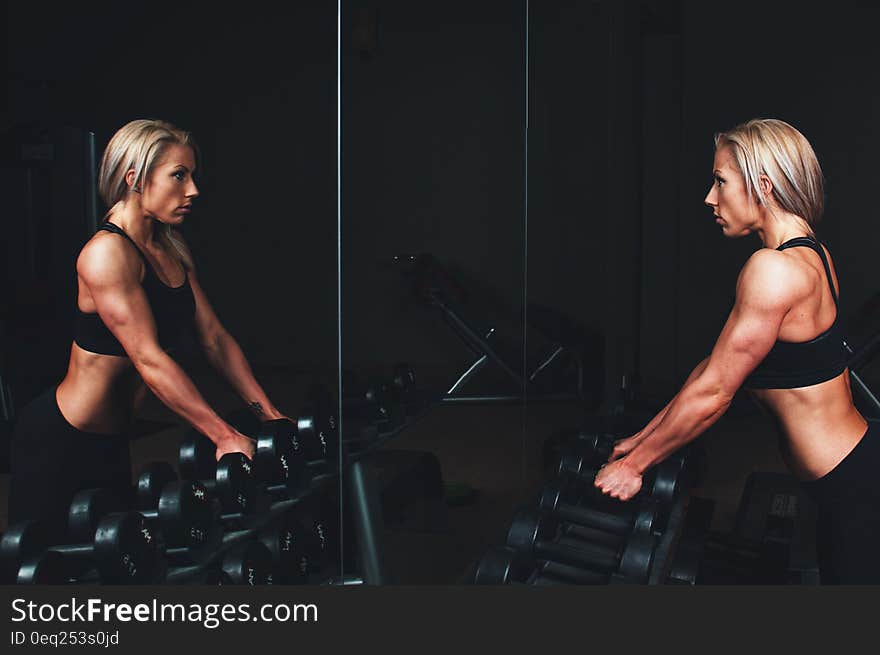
[3,0,880,583]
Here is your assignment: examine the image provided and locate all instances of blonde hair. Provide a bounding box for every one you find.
[714,118,825,229]
[98,119,198,270]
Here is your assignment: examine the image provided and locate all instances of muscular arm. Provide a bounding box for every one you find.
[78,238,248,451]
[188,268,284,422]
[610,356,709,459]
[596,250,797,498]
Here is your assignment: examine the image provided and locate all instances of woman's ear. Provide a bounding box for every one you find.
[124,168,141,193]
[757,174,773,204]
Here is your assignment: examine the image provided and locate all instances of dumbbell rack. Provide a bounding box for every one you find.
[156,412,415,585]
[166,372,446,586]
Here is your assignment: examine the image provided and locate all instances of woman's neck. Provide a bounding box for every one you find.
[108,201,159,248]
[757,209,813,249]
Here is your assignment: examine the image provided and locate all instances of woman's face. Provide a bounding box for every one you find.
[704,145,758,237]
[140,143,199,225]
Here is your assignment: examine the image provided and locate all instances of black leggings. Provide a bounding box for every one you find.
[801,420,880,584]
[7,386,132,541]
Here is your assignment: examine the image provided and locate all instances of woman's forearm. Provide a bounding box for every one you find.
[624,376,730,474]
[135,351,240,446]
[204,331,283,421]
[633,357,710,440]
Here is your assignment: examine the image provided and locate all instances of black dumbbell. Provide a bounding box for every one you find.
[251,418,321,487]
[545,425,707,489]
[179,437,264,525]
[219,539,274,585]
[15,550,69,584]
[131,466,222,565]
[506,507,656,583]
[0,520,57,584]
[296,498,334,574]
[220,504,322,584]
[224,407,331,482]
[388,362,422,413]
[175,567,234,585]
[0,524,70,585]
[297,383,341,464]
[223,386,341,468]
[557,453,682,505]
[538,479,666,539]
[167,538,274,585]
[473,545,611,585]
[570,430,690,467]
[341,372,399,427]
[44,511,164,584]
[184,422,311,501]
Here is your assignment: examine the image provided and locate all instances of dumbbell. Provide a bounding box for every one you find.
[292,494,335,574]
[545,426,707,490]
[224,407,332,481]
[167,538,274,585]
[7,494,165,583]
[131,465,222,565]
[296,383,340,464]
[0,524,70,585]
[557,453,682,505]
[176,567,234,585]
[341,372,399,427]
[251,418,324,486]
[15,550,69,584]
[184,423,311,502]
[179,437,265,525]
[473,545,611,585]
[570,429,692,468]
[221,504,324,584]
[538,479,666,540]
[388,362,421,413]
[506,507,656,583]
[227,383,341,466]
[42,510,164,583]
[0,521,53,584]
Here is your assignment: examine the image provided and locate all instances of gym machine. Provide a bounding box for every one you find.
[391,253,604,407]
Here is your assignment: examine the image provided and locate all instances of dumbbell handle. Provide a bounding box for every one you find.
[562,523,624,549]
[551,500,649,537]
[532,537,619,574]
[48,543,94,557]
[539,559,608,585]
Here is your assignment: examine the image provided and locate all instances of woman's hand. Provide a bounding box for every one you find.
[608,432,645,462]
[215,431,256,461]
[593,459,643,501]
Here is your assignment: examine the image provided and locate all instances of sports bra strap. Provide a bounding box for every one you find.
[777,236,838,307]
[98,222,148,264]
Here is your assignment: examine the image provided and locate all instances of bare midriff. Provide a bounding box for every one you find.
[748,370,867,481]
[55,342,149,435]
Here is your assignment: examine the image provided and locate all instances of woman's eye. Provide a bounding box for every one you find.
[173,171,185,181]
[715,177,724,188]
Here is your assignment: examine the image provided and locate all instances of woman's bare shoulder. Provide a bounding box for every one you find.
[77,230,142,286]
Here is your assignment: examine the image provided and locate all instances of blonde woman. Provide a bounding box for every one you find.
[9,119,285,538]
[594,118,878,583]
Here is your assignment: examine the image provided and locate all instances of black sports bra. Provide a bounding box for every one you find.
[73,223,196,357]
[743,236,849,390]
